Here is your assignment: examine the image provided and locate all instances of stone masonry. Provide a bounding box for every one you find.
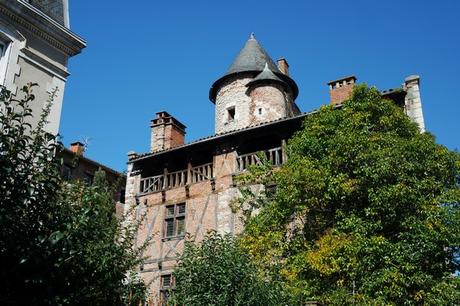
[214,75,254,134]
[404,75,425,132]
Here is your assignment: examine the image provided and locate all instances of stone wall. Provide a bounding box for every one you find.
[248,83,290,125]
[215,73,296,134]
[215,75,253,134]
[404,75,425,132]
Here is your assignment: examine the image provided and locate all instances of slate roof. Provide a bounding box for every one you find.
[226,33,281,75]
[247,63,288,89]
[209,34,299,103]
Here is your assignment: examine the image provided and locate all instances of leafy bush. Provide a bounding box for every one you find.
[171,232,289,306]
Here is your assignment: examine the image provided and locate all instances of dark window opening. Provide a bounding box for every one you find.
[119,189,126,204]
[227,107,235,122]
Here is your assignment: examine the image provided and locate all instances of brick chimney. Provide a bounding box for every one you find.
[70,141,85,155]
[277,58,289,76]
[328,75,357,105]
[150,111,186,152]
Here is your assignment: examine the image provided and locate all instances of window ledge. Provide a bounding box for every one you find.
[162,235,185,242]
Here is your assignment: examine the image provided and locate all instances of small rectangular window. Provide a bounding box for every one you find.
[162,274,172,288]
[164,203,186,238]
[227,106,235,122]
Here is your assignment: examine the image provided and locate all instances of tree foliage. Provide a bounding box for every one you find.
[171,232,289,306]
[0,85,147,305]
[239,85,460,305]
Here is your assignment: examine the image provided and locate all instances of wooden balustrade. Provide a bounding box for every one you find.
[164,169,188,189]
[236,147,283,173]
[139,163,214,194]
[191,162,213,183]
[139,147,283,194]
[140,174,164,194]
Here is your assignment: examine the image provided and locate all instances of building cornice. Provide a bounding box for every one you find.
[0,0,86,56]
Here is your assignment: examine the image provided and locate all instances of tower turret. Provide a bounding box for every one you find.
[246,63,296,125]
[209,34,299,134]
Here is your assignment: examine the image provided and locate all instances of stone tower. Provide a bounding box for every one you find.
[209,34,300,134]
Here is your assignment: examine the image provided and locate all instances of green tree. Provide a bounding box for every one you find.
[0,84,148,305]
[171,232,289,306]
[239,85,460,305]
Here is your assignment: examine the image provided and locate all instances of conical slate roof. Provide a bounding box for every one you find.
[249,63,285,83]
[209,34,299,103]
[226,33,281,75]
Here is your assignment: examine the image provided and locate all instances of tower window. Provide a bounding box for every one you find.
[258,108,263,115]
[227,106,235,122]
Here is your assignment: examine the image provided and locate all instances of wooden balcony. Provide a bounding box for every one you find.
[139,162,214,194]
[235,147,284,173]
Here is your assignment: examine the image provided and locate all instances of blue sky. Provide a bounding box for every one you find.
[60,0,460,172]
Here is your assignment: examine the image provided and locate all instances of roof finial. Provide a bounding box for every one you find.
[249,32,256,40]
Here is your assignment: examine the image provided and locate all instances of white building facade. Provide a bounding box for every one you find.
[0,0,85,134]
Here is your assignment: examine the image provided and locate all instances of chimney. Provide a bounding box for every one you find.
[277,58,289,76]
[328,75,357,105]
[70,141,85,155]
[404,75,425,132]
[150,111,186,152]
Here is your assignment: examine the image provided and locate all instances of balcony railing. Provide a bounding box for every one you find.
[236,147,284,173]
[139,162,214,194]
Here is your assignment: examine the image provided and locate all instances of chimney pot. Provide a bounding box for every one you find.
[127,151,138,160]
[70,141,85,155]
